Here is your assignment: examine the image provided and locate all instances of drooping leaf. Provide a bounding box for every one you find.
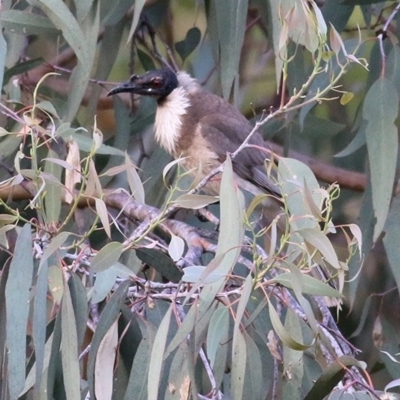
[95,198,111,238]
[268,298,310,351]
[383,197,400,299]
[87,281,130,396]
[127,0,146,43]
[231,330,247,400]
[147,304,172,400]
[363,78,398,241]
[5,224,33,400]
[214,0,249,99]
[33,259,49,393]
[271,272,344,298]
[61,279,80,400]
[91,241,124,273]
[95,319,119,400]
[206,305,229,368]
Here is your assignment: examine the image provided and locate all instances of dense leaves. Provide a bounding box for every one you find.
[0,1,399,399]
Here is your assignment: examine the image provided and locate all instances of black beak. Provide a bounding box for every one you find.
[107,80,136,96]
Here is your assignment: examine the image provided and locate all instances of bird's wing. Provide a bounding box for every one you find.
[199,113,280,196]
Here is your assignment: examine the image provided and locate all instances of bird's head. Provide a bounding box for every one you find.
[108,69,179,101]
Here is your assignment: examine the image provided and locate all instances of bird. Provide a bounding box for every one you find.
[108,69,281,198]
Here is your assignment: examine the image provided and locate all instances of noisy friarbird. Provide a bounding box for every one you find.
[108,69,281,198]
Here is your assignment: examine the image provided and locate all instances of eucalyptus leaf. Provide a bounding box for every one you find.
[175,27,201,62]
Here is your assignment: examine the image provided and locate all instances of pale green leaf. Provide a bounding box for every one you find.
[87,281,129,395]
[126,0,146,43]
[147,305,172,400]
[91,242,123,272]
[5,224,33,400]
[61,280,80,400]
[125,153,145,203]
[206,305,229,367]
[168,234,185,262]
[95,198,111,238]
[271,272,344,298]
[364,78,398,241]
[173,194,218,209]
[1,10,58,35]
[268,298,310,351]
[231,330,246,400]
[299,228,341,269]
[39,231,72,269]
[48,264,64,304]
[95,319,119,400]
[214,0,249,99]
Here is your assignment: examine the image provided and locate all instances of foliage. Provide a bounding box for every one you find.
[0,0,399,399]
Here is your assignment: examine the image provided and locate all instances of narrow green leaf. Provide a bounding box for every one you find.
[44,149,62,223]
[5,224,33,400]
[271,272,344,298]
[268,298,310,351]
[87,281,129,396]
[95,319,119,400]
[48,263,64,304]
[173,194,218,209]
[95,198,111,238]
[3,58,44,86]
[182,265,224,284]
[91,241,123,272]
[299,228,341,269]
[231,330,246,400]
[123,337,151,400]
[101,0,134,25]
[20,333,54,396]
[383,197,400,298]
[147,304,172,400]
[39,231,72,269]
[0,10,7,93]
[278,157,322,230]
[33,259,49,393]
[90,267,118,304]
[244,333,263,400]
[207,305,229,367]
[283,309,305,398]
[1,10,58,35]
[364,78,398,241]
[61,280,80,400]
[59,131,125,155]
[233,274,252,351]
[127,0,146,43]
[125,152,145,203]
[65,0,100,121]
[165,342,192,399]
[36,0,88,65]
[68,273,89,348]
[164,303,197,359]
[214,0,249,99]
[136,248,183,283]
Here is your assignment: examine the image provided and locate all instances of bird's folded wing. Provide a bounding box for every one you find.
[199,114,280,196]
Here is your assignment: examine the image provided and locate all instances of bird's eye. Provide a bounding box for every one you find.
[151,78,163,88]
